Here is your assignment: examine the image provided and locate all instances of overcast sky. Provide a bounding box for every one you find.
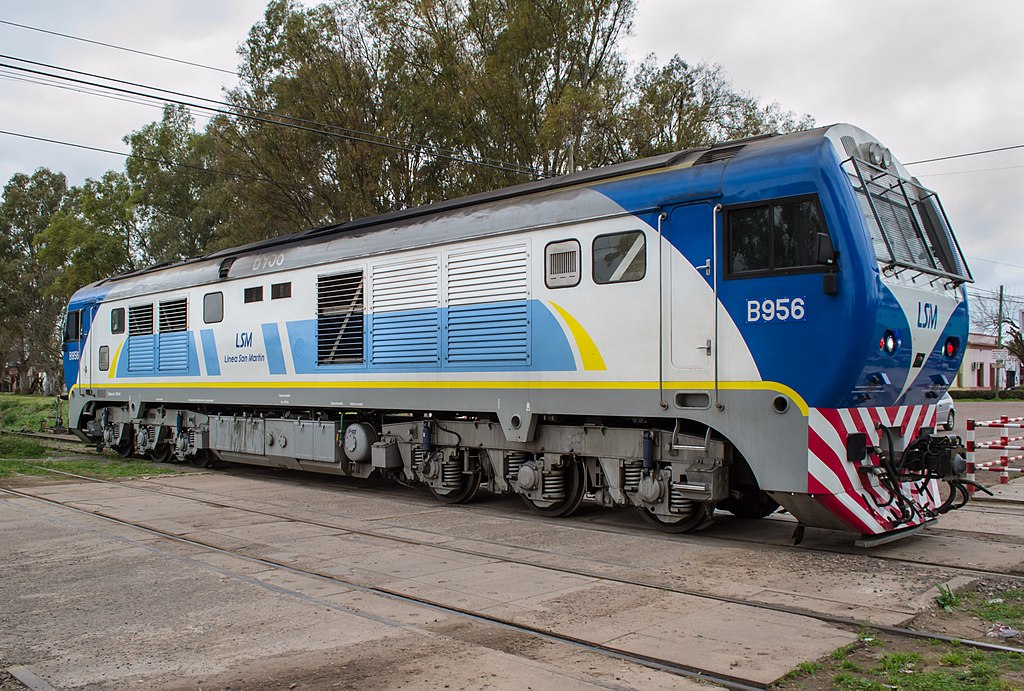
[1,1,1022,305]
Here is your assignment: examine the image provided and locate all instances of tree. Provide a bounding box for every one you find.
[37,171,143,298]
[0,168,77,392]
[206,0,810,248]
[620,57,813,158]
[125,104,223,262]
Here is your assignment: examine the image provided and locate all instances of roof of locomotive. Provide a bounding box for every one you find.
[71,125,835,305]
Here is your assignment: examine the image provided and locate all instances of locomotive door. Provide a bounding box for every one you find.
[666,203,717,378]
[86,305,96,389]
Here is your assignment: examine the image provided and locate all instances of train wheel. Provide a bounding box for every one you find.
[719,490,779,519]
[189,450,213,468]
[429,470,483,504]
[114,439,134,458]
[638,502,711,534]
[150,444,173,463]
[520,461,586,518]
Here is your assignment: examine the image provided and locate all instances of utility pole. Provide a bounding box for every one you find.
[996,284,1005,399]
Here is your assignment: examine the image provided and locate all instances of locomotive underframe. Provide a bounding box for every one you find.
[79,397,743,527]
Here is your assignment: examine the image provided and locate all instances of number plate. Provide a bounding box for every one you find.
[746,297,806,323]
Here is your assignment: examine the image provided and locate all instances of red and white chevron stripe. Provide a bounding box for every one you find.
[808,405,941,535]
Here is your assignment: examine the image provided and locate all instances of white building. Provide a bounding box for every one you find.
[954,332,1021,391]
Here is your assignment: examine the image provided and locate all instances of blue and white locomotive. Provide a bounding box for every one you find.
[62,124,976,542]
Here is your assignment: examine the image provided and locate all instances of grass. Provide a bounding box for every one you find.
[0,434,48,458]
[0,393,60,432]
[972,590,1024,627]
[0,457,182,480]
[0,394,184,481]
[937,582,962,612]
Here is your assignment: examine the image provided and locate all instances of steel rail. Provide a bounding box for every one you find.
[7,465,1024,659]
[0,484,767,691]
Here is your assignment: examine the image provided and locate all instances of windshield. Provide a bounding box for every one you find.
[843,157,972,284]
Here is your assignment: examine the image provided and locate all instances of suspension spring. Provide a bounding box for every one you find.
[506,452,529,481]
[543,466,566,499]
[669,485,696,516]
[623,465,642,492]
[442,456,462,487]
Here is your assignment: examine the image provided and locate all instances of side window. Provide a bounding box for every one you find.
[111,308,125,334]
[727,196,830,277]
[728,207,771,274]
[63,309,82,343]
[593,231,646,284]
[99,345,110,371]
[128,304,154,336]
[271,282,292,299]
[545,240,581,288]
[204,292,223,324]
[244,286,263,303]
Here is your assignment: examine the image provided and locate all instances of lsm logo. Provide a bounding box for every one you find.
[917,302,939,329]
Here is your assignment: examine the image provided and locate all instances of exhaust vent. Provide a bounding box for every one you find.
[218,257,236,279]
[694,145,744,165]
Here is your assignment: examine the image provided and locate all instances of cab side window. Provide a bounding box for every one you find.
[727,196,829,277]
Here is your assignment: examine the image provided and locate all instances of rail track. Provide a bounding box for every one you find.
[4,460,1024,673]
[14,427,1024,580]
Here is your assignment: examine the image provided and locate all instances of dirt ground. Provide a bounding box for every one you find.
[3,401,1024,689]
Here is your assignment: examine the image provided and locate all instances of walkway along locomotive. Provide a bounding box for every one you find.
[62,124,979,543]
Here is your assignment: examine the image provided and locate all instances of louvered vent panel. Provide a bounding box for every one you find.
[447,303,529,364]
[445,245,529,364]
[128,304,153,335]
[127,335,155,372]
[371,258,439,312]
[158,298,188,332]
[447,245,528,306]
[158,333,189,372]
[127,304,155,372]
[370,258,439,365]
[370,313,440,365]
[318,271,364,364]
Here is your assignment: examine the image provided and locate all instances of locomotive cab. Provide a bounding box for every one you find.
[62,299,100,393]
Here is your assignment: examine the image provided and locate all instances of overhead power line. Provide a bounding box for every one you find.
[0,19,238,75]
[904,143,1024,166]
[0,128,281,185]
[967,256,1024,271]
[916,164,1024,178]
[0,54,543,178]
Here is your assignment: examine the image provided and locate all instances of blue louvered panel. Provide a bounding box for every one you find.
[158,332,190,372]
[446,303,529,364]
[127,335,156,373]
[370,311,440,366]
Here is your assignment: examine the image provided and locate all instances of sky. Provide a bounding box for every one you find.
[1,1,1022,310]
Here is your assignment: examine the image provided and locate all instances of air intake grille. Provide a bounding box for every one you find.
[318,271,364,364]
[128,304,154,335]
[550,250,576,275]
[158,298,187,333]
[544,240,580,288]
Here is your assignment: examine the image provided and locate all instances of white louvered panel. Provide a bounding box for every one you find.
[447,245,528,306]
[371,257,439,312]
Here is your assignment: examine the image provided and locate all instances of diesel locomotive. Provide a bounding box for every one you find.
[61,124,977,543]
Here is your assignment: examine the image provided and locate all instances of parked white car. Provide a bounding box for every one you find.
[936,392,955,431]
